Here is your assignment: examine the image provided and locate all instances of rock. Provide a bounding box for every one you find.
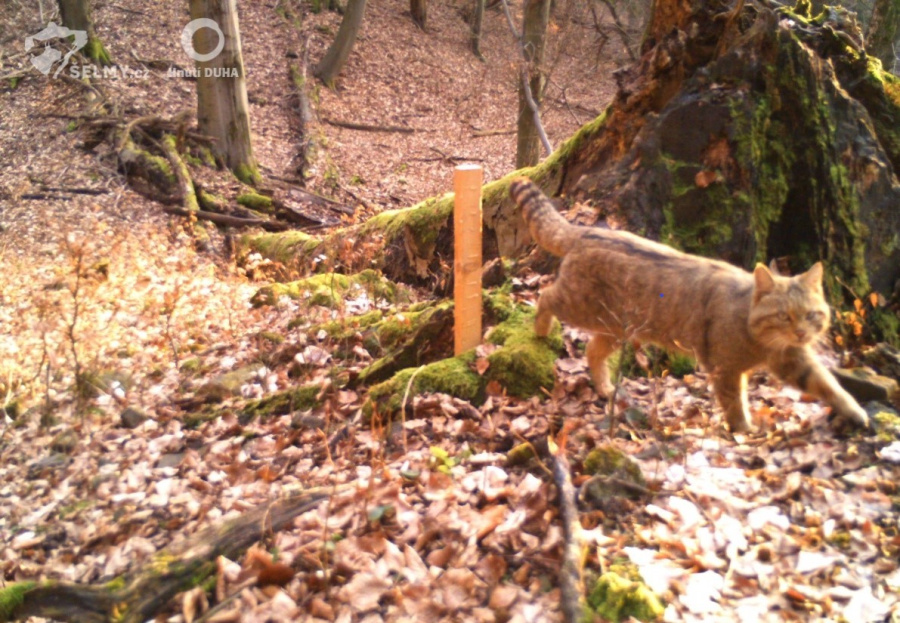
[157,452,185,469]
[197,365,266,403]
[861,343,900,381]
[831,367,899,403]
[481,258,507,288]
[27,453,69,480]
[50,428,79,454]
[120,407,149,429]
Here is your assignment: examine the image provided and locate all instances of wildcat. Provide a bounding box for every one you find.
[509,177,869,433]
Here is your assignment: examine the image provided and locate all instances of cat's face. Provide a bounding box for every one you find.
[748,262,831,349]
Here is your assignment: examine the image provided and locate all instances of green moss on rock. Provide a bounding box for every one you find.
[364,302,565,414]
[486,311,562,399]
[366,351,484,416]
[587,572,664,623]
[584,445,638,479]
[240,384,322,423]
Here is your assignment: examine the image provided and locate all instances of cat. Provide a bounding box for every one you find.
[508,177,869,433]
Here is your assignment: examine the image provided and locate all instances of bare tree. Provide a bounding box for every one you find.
[315,0,367,85]
[867,0,899,71]
[516,0,551,168]
[189,0,260,185]
[57,0,112,65]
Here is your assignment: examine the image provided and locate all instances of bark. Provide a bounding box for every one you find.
[315,0,367,85]
[410,0,427,29]
[471,0,485,59]
[57,0,112,65]
[190,0,259,185]
[290,37,315,179]
[516,0,551,168]
[867,0,900,72]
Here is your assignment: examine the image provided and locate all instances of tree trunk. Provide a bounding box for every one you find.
[189,0,259,186]
[516,0,550,169]
[315,0,367,85]
[471,0,485,59]
[411,0,427,30]
[57,0,111,65]
[867,0,900,72]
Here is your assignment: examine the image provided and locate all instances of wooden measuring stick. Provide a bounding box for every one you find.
[453,164,483,355]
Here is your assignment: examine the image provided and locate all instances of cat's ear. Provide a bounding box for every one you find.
[753,263,776,300]
[768,259,782,276]
[799,262,824,290]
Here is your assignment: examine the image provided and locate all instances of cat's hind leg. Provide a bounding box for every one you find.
[586,333,617,398]
[712,370,753,432]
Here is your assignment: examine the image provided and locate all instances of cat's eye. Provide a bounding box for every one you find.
[777,312,790,321]
[806,311,822,322]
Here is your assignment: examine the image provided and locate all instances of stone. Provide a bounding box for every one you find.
[831,367,899,403]
[120,407,149,429]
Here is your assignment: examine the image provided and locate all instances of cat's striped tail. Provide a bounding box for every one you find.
[509,177,579,257]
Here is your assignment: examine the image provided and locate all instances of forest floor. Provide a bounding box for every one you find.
[1,1,899,622]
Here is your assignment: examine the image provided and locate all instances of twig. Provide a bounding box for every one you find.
[552,442,586,622]
[322,117,416,133]
[162,207,291,232]
[472,128,516,137]
[400,366,425,453]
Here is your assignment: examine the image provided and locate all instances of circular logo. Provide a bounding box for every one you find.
[181,18,224,62]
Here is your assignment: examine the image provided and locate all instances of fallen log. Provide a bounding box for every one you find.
[0,488,331,623]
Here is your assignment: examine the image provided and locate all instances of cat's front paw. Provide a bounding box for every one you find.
[829,401,870,431]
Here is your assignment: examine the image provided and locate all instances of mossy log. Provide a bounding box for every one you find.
[238,115,605,288]
[0,488,329,623]
[364,297,564,416]
[241,0,899,310]
[251,269,410,308]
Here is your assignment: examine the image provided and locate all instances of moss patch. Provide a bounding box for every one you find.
[364,302,564,415]
[485,307,563,398]
[240,384,322,423]
[252,269,409,308]
[242,230,319,266]
[366,351,484,417]
[236,192,274,212]
[0,581,36,620]
[355,304,455,385]
[234,162,262,187]
[587,572,664,622]
[873,409,900,442]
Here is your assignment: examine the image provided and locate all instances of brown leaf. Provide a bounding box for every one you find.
[489,584,519,610]
[694,169,718,188]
